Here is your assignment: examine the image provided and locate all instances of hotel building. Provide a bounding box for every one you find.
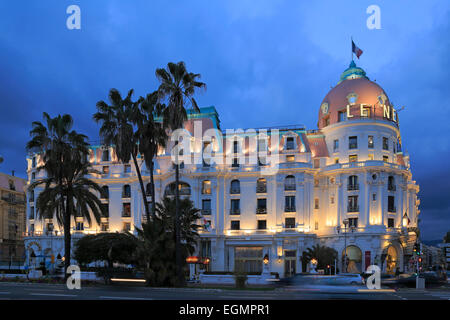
[24,61,420,277]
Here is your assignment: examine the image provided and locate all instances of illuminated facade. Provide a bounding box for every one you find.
[25,61,420,277]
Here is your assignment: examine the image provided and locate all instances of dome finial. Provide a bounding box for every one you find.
[338,60,368,84]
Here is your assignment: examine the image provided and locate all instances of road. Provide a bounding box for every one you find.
[0,282,449,300]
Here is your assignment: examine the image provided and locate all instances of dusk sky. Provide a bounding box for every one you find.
[0,0,448,240]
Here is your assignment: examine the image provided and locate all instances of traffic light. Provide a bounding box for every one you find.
[414,243,420,256]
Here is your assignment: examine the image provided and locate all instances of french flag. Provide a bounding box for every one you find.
[352,40,363,59]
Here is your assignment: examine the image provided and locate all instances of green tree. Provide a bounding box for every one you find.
[134,91,167,219]
[303,244,338,271]
[155,61,206,286]
[93,88,151,221]
[134,196,201,286]
[27,112,106,275]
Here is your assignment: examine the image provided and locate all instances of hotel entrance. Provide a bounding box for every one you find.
[284,250,296,277]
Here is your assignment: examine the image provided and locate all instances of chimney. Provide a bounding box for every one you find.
[11,170,15,176]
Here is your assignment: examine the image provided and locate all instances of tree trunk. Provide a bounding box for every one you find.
[149,159,156,219]
[132,153,151,223]
[175,161,184,287]
[64,193,72,280]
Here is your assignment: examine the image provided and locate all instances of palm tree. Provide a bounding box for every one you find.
[155,61,206,286]
[303,244,338,271]
[134,196,201,286]
[27,112,106,274]
[93,88,151,221]
[134,91,167,220]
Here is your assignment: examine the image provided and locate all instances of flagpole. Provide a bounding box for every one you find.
[351,36,353,61]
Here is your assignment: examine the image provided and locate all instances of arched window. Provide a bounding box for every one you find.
[284,175,296,191]
[164,182,191,197]
[256,178,267,193]
[101,186,109,199]
[230,180,240,194]
[348,175,359,190]
[122,185,131,198]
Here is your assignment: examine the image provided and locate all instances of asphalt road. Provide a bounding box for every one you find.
[0,282,449,300]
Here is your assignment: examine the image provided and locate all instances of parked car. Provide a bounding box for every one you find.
[382,272,447,288]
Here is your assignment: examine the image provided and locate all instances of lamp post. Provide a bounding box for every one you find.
[343,219,349,273]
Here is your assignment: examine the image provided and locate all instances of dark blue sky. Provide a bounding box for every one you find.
[0,0,448,240]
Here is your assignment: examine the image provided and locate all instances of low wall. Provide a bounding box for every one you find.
[199,273,275,285]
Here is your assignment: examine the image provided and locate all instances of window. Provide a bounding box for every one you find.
[31,172,36,180]
[46,223,54,232]
[368,154,374,160]
[123,222,131,232]
[230,220,240,230]
[286,155,295,162]
[383,137,389,150]
[348,175,359,190]
[338,111,347,122]
[257,138,267,153]
[230,199,240,214]
[383,155,388,163]
[32,157,36,168]
[349,155,358,163]
[122,185,131,198]
[200,240,212,258]
[388,218,395,228]
[230,180,240,194]
[101,186,109,199]
[202,199,211,215]
[29,207,35,220]
[124,164,131,173]
[285,218,296,229]
[234,247,262,273]
[146,183,151,196]
[29,190,34,202]
[101,222,109,232]
[315,221,319,230]
[29,224,34,234]
[349,136,357,149]
[333,139,339,152]
[286,137,295,150]
[76,222,84,231]
[232,157,239,168]
[285,196,296,212]
[101,203,109,217]
[102,166,109,174]
[233,140,239,154]
[348,218,358,228]
[102,149,109,162]
[368,135,374,148]
[314,198,319,209]
[388,176,396,191]
[9,180,15,191]
[393,142,396,153]
[335,158,339,164]
[256,198,267,214]
[313,159,320,168]
[347,196,359,212]
[285,175,296,191]
[257,220,267,230]
[256,178,267,193]
[372,193,377,201]
[388,196,396,212]
[331,196,335,204]
[122,203,131,217]
[323,117,330,127]
[164,182,191,196]
[202,180,212,194]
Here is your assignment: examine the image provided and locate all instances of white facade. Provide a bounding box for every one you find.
[24,61,420,277]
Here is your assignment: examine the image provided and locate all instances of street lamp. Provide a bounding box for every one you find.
[343,219,349,273]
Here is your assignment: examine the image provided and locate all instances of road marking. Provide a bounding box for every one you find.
[99,296,153,300]
[0,292,11,295]
[30,293,78,297]
[357,289,396,293]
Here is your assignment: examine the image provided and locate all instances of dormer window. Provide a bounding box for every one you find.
[286,137,295,150]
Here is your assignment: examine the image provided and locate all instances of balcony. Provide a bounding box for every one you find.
[388,185,396,191]
[256,185,267,193]
[347,184,359,191]
[121,211,131,218]
[285,206,296,212]
[347,206,359,213]
[256,207,267,214]
[284,184,296,191]
[230,188,240,195]
[388,206,397,213]
[201,209,211,216]
[229,208,240,215]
